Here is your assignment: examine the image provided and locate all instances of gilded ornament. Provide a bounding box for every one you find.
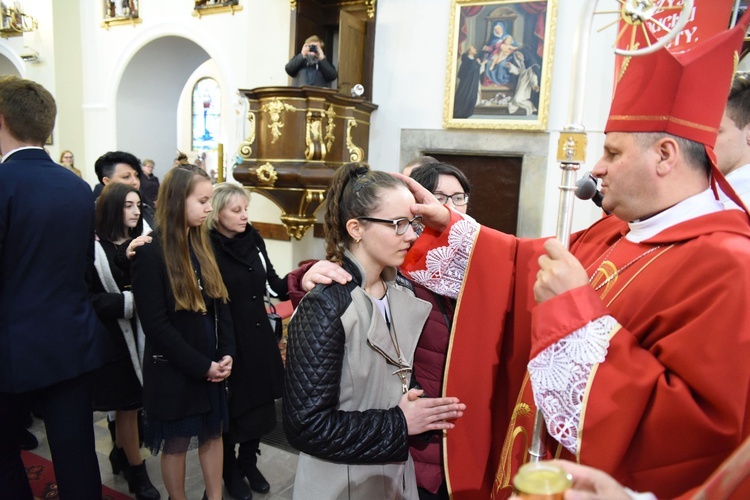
[556,132,587,163]
[324,105,336,152]
[260,98,297,144]
[238,111,256,159]
[278,189,325,239]
[365,0,376,19]
[280,214,316,240]
[305,190,325,205]
[346,118,364,162]
[305,111,327,161]
[255,162,278,186]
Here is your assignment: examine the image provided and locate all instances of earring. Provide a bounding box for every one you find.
[355,238,361,244]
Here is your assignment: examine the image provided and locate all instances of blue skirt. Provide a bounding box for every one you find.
[143,314,229,455]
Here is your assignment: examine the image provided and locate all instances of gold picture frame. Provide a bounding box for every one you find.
[443,0,557,130]
[101,0,142,29]
[193,0,242,17]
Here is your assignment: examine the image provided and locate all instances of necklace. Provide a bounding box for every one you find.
[365,278,387,299]
[382,289,411,394]
[589,236,665,292]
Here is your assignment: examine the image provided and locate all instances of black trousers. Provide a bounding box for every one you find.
[0,372,102,500]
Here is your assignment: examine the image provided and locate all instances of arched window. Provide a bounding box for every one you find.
[192,77,221,151]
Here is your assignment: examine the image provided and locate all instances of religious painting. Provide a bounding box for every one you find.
[101,0,141,28]
[444,0,557,130]
[193,0,241,16]
[102,1,139,21]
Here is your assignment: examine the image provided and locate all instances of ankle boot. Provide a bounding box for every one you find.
[109,446,129,479]
[128,460,160,500]
[224,438,252,500]
[238,439,269,494]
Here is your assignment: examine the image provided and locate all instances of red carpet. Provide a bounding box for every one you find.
[22,450,132,499]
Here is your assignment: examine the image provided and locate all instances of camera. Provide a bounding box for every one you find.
[309,44,318,53]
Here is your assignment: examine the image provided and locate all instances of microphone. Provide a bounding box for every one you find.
[575,173,608,212]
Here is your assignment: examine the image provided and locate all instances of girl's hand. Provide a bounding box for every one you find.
[398,389,466,435]
[126,235,152,259]
[206,356,232,382]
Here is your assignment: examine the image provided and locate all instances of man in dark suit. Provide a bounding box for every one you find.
[0,76,106,499]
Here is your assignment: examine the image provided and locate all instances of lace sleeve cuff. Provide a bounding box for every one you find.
[528,314,618,454]
[405,217,479,299]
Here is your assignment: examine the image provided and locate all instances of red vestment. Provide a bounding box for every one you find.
[402,209,750,499]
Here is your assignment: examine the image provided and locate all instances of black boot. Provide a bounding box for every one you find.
[238,439,269,494]
[224,437,252,500]
[109,446,130,481]
[128,460,160,500]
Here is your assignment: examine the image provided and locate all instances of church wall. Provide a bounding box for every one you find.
[368,0,618,235]
[51,0,85,170]
[74,0,291,182]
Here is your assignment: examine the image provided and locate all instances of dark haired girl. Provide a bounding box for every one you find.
[91,182,159,499]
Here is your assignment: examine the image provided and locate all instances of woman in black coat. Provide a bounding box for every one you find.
[91,183,159,499]
[208,183,288,499]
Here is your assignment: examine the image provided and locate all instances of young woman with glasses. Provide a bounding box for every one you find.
[410,162,471,214]
[283,162,466,499]
[288,160,472,499]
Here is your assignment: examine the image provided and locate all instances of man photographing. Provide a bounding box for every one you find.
[285,35,338,88]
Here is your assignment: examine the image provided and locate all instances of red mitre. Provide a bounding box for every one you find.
[605,10,750,149]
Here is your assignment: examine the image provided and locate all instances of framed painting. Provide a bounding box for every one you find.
[193,0,242,17]
[443,0,557,130]
[101,0,141,28]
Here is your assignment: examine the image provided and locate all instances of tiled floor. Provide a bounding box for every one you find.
[27,411,299,500]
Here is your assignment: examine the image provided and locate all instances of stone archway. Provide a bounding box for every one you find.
[114,35,211,180]
[0,48,22,77]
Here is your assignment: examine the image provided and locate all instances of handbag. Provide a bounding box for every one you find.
[265,286,283,344]
[257,248,283,343]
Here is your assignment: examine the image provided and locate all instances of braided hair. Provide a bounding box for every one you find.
[324,162,406,264]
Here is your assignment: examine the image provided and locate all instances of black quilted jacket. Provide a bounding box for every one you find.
[283,257,410,463]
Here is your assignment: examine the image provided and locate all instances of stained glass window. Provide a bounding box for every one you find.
[192,77,221,151]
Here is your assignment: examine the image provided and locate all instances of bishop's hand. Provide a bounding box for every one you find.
[534,238,588,303]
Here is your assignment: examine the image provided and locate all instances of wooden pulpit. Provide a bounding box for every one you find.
[233,86,378,240]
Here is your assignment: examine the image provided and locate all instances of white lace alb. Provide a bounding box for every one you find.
[406,219,478,299]
[528,315,617,453]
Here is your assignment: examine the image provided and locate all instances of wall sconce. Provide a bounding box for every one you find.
[19,46,38,62]
[0,2,38,38]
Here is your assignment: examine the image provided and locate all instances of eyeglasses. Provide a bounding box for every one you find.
[356,215,423,235]
[434,192,469,206]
